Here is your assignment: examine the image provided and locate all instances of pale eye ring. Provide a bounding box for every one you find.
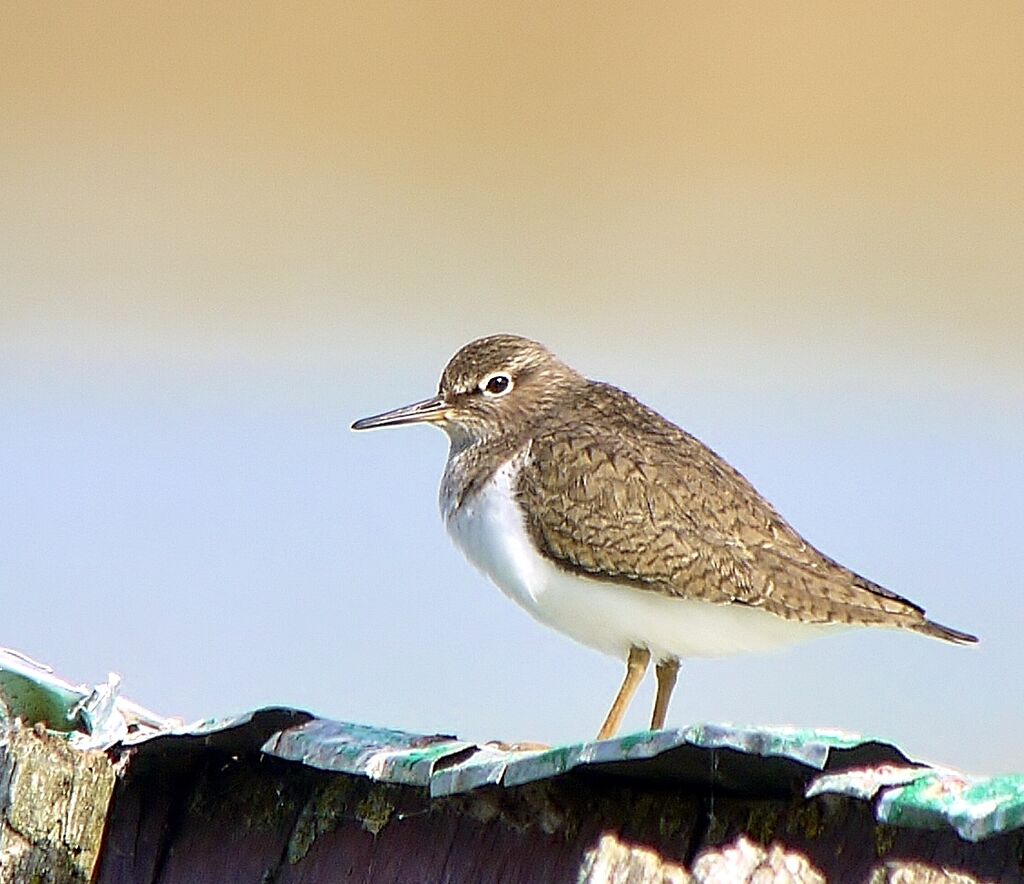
[480,372,513,397]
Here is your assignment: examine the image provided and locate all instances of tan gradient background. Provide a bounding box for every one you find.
[2,3,1022,772]
[3,2,1022,372]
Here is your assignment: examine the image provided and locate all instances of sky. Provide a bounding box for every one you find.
[2,2,1022,774]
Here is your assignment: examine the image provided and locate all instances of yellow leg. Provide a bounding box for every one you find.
[596,646,650,740]
[651,658,679,731]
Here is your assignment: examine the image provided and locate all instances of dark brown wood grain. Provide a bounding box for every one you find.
[88,745,1022,884]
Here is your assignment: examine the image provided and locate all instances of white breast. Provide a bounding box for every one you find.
[443,452,841,663]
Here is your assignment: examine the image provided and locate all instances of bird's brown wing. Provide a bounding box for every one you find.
[515,387,973,641]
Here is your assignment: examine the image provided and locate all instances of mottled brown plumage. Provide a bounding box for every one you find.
[518,381,973,638]
[434,334,974,641]
[353,333,977,738]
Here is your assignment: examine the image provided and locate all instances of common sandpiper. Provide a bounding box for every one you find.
[352,334,977,739]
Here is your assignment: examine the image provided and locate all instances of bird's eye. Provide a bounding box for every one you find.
[480,373,513,397]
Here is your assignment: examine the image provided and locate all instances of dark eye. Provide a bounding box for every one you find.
[480,373,513,397]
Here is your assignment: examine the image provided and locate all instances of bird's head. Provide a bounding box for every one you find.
[352,334,583,449]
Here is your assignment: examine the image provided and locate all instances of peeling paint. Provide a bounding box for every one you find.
[2,648,1023,845]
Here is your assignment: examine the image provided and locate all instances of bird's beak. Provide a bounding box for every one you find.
[351,394,450,430]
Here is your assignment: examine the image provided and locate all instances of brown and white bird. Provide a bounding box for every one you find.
[352,334,977,740]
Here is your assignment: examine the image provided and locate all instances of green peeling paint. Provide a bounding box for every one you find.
[879,772,1024,841]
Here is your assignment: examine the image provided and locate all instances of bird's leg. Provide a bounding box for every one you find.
[651,657,680,731]
[596,645,651,740]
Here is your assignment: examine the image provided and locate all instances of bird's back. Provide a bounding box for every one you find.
[515,381,976,644]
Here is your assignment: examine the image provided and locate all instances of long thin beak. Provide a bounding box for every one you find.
[351,394,449,430]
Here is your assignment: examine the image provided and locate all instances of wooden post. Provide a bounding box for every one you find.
[0,722,115,884]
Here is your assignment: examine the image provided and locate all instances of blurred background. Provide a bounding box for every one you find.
[2,2,1021,774]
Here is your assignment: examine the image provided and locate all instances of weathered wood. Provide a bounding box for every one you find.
[579,832,692,883]
[90,747,1024,883]
[1,715,1022,882]
[0,722,115,884]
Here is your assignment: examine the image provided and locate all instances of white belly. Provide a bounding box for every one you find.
[444,457,839,662]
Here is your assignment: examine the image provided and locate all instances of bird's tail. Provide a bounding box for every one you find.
[913,618,979,645]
